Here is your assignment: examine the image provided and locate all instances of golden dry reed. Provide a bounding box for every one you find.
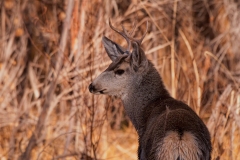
[0,0,239,159]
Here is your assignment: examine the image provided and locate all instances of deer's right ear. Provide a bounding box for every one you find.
[102,36,126,61]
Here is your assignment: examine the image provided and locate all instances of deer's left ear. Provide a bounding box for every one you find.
[102,36,126,62]
[130,42,148,72]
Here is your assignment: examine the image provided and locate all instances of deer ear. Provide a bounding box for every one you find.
[102,36,126,61]
[131,42,148,72]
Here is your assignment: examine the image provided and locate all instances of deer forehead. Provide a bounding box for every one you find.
[105,57,130,72]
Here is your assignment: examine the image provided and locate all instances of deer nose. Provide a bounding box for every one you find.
[89,83,95,93]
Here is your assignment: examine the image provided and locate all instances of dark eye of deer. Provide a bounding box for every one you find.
[115,69,125,75]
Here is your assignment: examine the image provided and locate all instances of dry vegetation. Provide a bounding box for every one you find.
[0,0,240,159]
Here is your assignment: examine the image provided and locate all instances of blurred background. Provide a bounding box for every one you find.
[0,0,240,159]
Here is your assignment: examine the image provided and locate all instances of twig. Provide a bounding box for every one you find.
[171,0,178,98]
[179,29,201,114]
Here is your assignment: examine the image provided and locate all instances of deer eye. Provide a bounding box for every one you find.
[114,69,125,75]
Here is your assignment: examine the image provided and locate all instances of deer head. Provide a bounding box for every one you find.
[89,20,149,98]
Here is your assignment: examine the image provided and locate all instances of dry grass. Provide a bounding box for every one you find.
[0,0,240,159]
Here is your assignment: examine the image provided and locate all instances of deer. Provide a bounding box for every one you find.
[89,20,212,160]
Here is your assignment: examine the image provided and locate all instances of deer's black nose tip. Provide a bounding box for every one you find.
[89,83,95,93]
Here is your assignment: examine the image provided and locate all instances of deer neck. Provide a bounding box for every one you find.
[121,63,170,133]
